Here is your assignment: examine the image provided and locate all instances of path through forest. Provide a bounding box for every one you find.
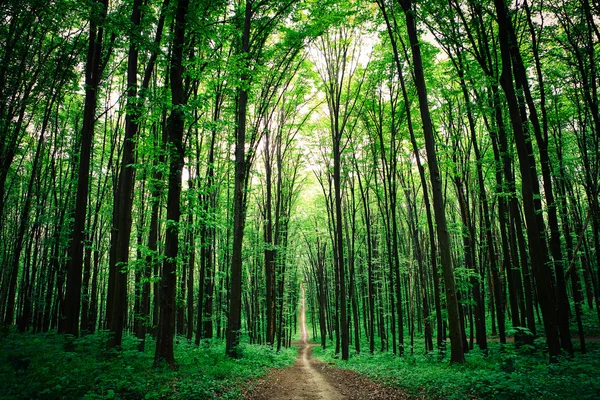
[245,287,411,399]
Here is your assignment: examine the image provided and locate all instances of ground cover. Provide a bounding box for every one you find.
[312,339,600,399]
[0,329,296,399]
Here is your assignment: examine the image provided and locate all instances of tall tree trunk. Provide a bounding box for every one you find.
[197,91,220,343]
[493,0,561,362]
[62,0,108,336]
[154,0,189,368]
[400,0,465,363]
[355,163,376,354]
[186,193,195,341]
[333,135,348,360]
[107,0,142,349]
[514,3,573,354]
[376,1,444,352]
[226,0,251,358]
[455,66,489,352]
[264,129,276,346]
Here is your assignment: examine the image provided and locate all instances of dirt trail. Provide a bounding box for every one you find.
[246,286,345,399]
[245,287,411,400]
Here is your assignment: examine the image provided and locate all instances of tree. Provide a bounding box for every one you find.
[314,22,368,361]
[226,0,303,357]
[62,0,111,336]
[154,0,189,368]
[493,0,561,361]
[226,0,252,358]
[396,0,465,363]
[106,0,143,349]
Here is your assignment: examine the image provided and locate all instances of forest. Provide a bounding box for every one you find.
[1,0,600,398]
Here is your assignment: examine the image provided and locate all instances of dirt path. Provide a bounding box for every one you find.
[245,287,411,400]
[246,286,345,399]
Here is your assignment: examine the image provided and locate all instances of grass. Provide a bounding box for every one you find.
[311,312,600,399]
[0,329,297,399]
[313,339,600,399]
[3,312,599,399]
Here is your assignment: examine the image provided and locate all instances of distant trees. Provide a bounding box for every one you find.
[302,0,600,364]
[225,0,309,357]
[313,22,368,361]
[0,0,312,364]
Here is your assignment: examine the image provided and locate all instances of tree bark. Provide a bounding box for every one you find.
[226,0,251,358]
[493,0,561,362]
[400,0,465,363]
[107,0,142,349]
[154,0,189,368]
[62,0,108,336]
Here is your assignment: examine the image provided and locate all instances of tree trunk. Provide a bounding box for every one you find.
[154,0,189,368]
[226,0,251,358]
[400,0,465,363]
[61,0,108,336]
[493,0,561,362]
[107,0,142,349]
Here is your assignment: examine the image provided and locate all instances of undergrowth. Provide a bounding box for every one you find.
[312,338,600,399]
[0,329,296,399]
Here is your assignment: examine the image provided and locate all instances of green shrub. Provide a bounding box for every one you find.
[0,329,296,399]
[312,338,600,399]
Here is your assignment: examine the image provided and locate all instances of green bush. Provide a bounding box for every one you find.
[312,339,600,399]
[0,329,296,399]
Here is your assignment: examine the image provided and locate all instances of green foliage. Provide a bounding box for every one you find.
[0,330,296,399]
[313,340,600,399]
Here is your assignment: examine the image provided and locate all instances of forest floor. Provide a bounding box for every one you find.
[244,343,413,400]
[245,288,412,400]
[3,302,599,399]
[246,290,600,399]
